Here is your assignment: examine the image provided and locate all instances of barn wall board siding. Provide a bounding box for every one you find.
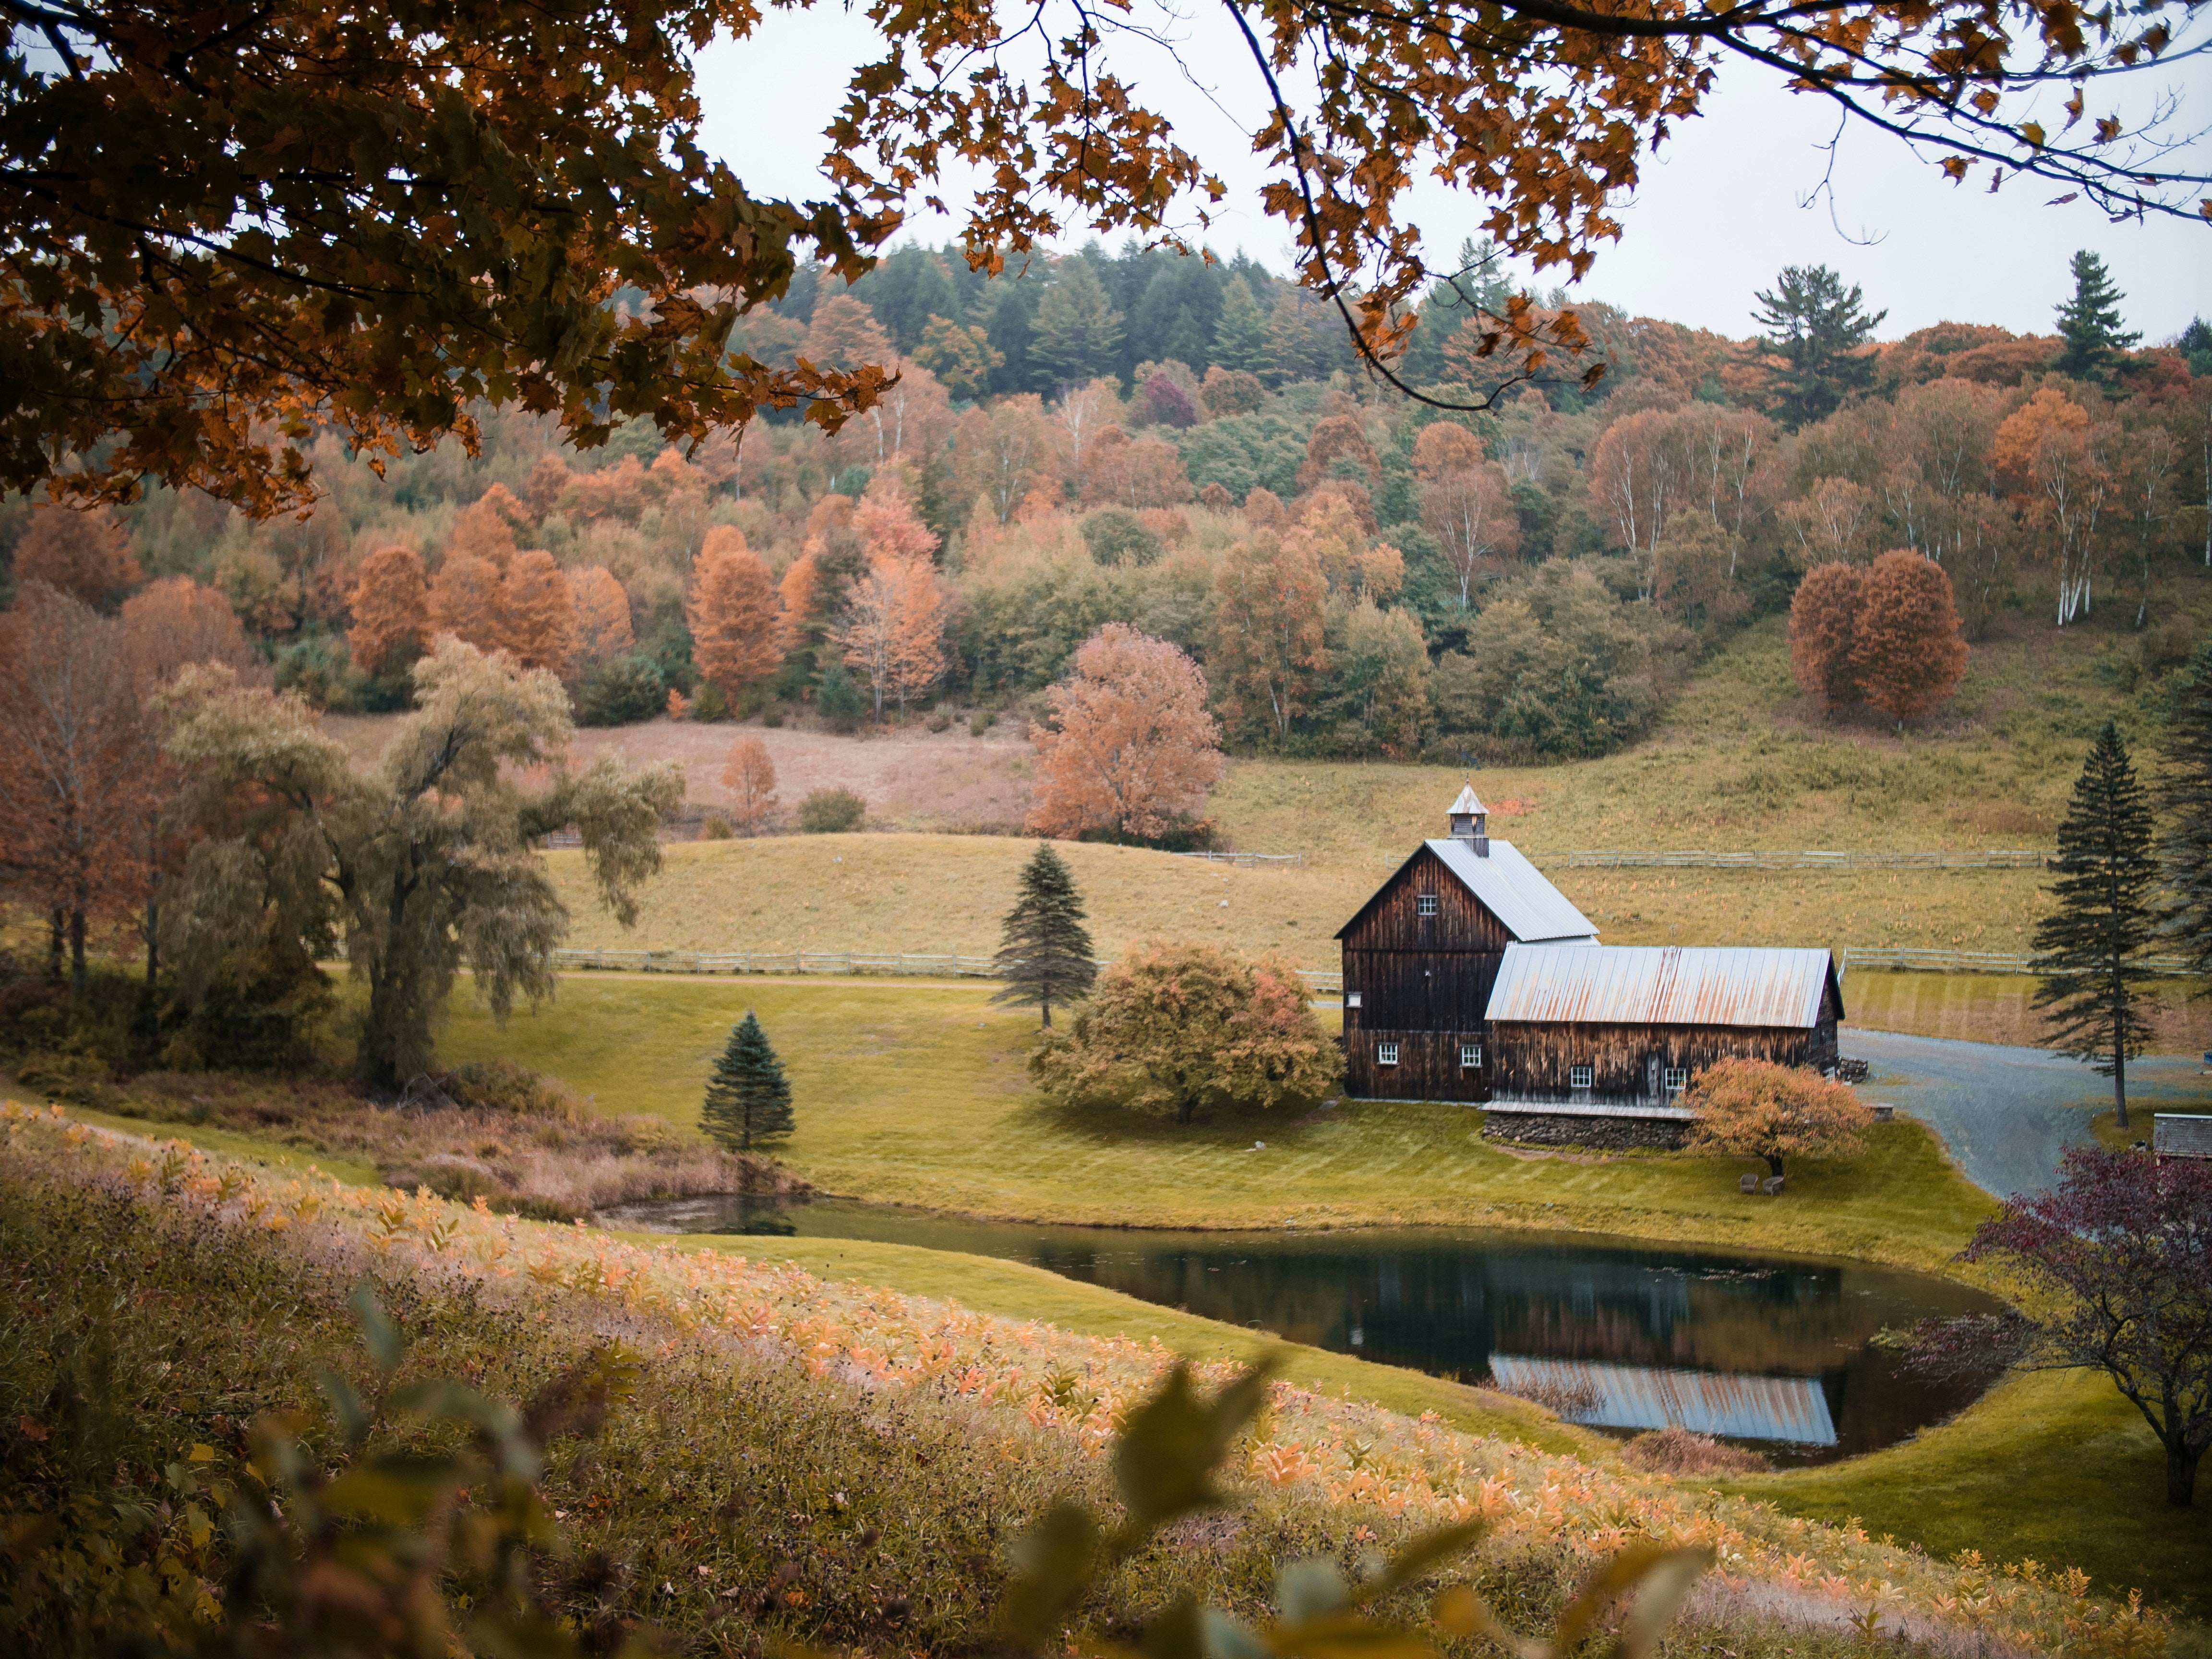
[1345,1029,1490,1102]
[1487,1019,1839,1103]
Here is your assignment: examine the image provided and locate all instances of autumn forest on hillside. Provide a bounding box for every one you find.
[6,244,2207,782]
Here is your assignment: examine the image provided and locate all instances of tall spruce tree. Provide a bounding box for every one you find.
[700,1011,795,1151]
[2161,644,2212,985]
[1750,264,1885,429]
[991,843,1098,1027]
[2054,250,2141,381]
[2032,721,2161,1126]
[1210,276,1270,375]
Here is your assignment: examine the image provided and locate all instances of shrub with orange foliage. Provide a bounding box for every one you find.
[501,550,577,673]
[348,546,431,673]
[568,565,634,671]
[1030,940,1342,1124]
[687,527,785,703]
[120,577,255,683]
[1683,1058,1872,1180]
[1851,550,1968,724]
[13,504,143,609]
[1029,624,1225,842]
[721,734,779,831]
[1788,562,1863,715]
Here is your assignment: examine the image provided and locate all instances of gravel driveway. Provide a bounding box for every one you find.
[1842,1028,2209,1199]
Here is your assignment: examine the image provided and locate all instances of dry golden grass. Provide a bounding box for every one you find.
[546,833,1377,962]
[1842,969,2212,1052]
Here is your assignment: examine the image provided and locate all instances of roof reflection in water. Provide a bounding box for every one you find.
[1488,1354,1838,1444]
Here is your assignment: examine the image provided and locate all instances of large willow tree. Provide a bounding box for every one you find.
[6,0,2202,513]
[159,638,684,1090]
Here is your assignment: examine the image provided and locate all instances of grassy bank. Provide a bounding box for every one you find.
[437,976,1996,1270]
[1843,969,2212,1054]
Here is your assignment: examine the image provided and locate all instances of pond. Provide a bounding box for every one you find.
[598,1193,2003,1465]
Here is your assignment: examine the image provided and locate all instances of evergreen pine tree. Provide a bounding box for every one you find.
[1030,262,1125,389]
[1210,276,1270,375]
[700,1011,795,1151]
[2053,249,2142,380]
[991,843,1098,1027]
[1750,264,1885,428]
[2161,643,2212,985]
[2032,721,2161,1126]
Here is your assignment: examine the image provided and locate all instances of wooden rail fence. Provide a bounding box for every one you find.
[1544,848,2052,871]
[551,947,1346,994]
[1836,946,2196,979]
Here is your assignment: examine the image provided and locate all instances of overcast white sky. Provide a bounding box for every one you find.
[695,7,2210,344]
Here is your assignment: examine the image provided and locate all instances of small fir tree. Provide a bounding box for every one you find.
[2053,249,2141,380]
[2161,644,2212,984]
[700,1011,795,1151]
[2032,721,2160,1126]
[991,843,1097,1028]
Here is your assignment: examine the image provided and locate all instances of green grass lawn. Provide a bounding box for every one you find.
[436,975,1996,1270]
[1725,1368,2212,1615]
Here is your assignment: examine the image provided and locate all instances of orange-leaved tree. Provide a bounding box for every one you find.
[1029,624,1225,842]
[348,546,431,675]
[1788,562,1864,717]
[120,577,256,684]
[1030,941,1342,1124]
[0,585,163,989]
[721,735,779,831]
[13,505,143,610]
[687,528,785,706]
[854,471,940,566]
[427,551,508,656]
[1992,386,2113,628]
[500,551,577,674]
[1422,459,1519,612]
[832,551,947,722]
[1210,533,1327,745]
[568,565,636,672]
[1683,1058,1873,1181]
[1851,550,1969,725]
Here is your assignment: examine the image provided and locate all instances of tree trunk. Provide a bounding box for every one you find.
[1765,1153,1785,1176]
[2112,955,2129,1129]
[69,908,87,997]
[2169,1440,2200,1506]
[46,908,63,983]
[1040,995,1052,1030]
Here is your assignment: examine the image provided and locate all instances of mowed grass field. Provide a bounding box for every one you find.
[435,975,1996,1270]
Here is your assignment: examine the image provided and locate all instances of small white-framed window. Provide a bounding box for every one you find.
[1662,1066,1689,1095]
[1416,893,1439,917]
[1377,1041,1401,1067]
[1346,990,1362,1008]
[1460,1043,1482,1069]
[1570,1064,1594,1090]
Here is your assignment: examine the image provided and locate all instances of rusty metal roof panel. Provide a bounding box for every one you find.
[1487,944,1833,1029]
[1488,1354,1837,1444]
[1425,838,1599,944]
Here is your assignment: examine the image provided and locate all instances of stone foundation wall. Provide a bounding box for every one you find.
[1480,1110,1689,1150]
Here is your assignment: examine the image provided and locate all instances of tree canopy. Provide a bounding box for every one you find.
[157,637,683,1089]
[9,0,2200,511]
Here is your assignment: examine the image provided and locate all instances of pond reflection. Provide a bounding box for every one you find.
[599,1193,2000,1464]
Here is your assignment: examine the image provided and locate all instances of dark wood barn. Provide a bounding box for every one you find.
[1334,787,1597,1101]
[1335,791,1843,1144]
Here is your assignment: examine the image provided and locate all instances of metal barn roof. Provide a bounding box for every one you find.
[1487,1355,1837,1444]
[1448,783,1486,816]
[2154,1115,2212,1161]
[1487,943,1837,1030]
[1421,838,1599,943]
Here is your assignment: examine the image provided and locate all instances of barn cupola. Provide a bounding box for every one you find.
[1447,783,1490,857]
